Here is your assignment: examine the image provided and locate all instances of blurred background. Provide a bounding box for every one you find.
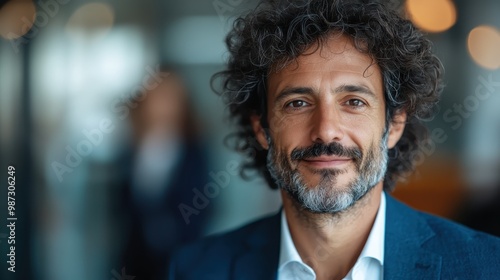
[0,0,499,279]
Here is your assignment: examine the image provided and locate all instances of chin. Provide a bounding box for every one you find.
[299,167,353,187]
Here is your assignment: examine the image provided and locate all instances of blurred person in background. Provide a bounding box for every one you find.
[119,68,210,280]
[169,0,500,279]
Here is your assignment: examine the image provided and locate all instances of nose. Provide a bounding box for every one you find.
[309,104,345,144]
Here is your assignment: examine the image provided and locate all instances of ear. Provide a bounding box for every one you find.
[250,114,269,150]
[387,111,407,149]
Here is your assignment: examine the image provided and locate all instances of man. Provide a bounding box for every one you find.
[169,0,500,279]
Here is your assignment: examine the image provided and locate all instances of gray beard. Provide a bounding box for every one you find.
[266,131,389,214]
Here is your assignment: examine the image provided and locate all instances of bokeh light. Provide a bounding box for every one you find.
[406,0,457,33]
[467,25,500,70]
[0,0,36,39]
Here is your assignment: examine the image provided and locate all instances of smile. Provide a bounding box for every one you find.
[301,156,352,168]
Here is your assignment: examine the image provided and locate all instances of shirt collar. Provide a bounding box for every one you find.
[278,192,386,269]
[358,191,386,265]
[279,204,303,268]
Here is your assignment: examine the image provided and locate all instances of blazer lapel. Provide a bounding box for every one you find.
[230,195,445,279]
[384,194,442,279]
[232,211,281,280]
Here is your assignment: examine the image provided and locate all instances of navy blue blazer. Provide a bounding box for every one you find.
[169,194,500,279]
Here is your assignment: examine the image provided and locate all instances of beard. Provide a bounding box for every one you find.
[266,130,389,214]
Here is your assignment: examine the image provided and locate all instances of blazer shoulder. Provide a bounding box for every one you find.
[418,210,500,275]
[387,194,500,250]
[419,210,500,245]
[169,211,281,279]
[420,210,500,245]
[385,194,500,278]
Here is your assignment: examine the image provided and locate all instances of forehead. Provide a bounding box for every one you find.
[267,34,383,97]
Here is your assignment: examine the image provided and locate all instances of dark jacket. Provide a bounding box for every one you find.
[169,193,500,279]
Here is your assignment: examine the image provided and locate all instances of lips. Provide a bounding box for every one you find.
[301,156,352,168]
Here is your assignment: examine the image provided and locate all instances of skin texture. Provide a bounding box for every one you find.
[251,34,406,279]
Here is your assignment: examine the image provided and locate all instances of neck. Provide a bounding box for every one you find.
[281,183,383,280]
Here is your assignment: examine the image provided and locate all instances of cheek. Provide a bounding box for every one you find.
[269,113,306,136]
[343,106,385,129]
[342,109,380,127]
[343,115,382,151]
[269,114,309,151]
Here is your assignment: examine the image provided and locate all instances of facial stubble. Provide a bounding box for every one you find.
[266,130,389,214]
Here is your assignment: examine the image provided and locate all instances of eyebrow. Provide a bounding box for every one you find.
[333,84,376,97]
[274,84,376,103]
[275,87,315,103]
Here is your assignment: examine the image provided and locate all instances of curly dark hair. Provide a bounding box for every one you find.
[212,0,443,191]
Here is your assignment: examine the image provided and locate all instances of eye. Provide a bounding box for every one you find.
[286,100,309,108]
[345,99,366,107]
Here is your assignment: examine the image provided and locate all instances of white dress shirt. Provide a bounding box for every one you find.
[278,192,386,280]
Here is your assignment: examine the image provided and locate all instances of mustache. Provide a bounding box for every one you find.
[290,142,362,162]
